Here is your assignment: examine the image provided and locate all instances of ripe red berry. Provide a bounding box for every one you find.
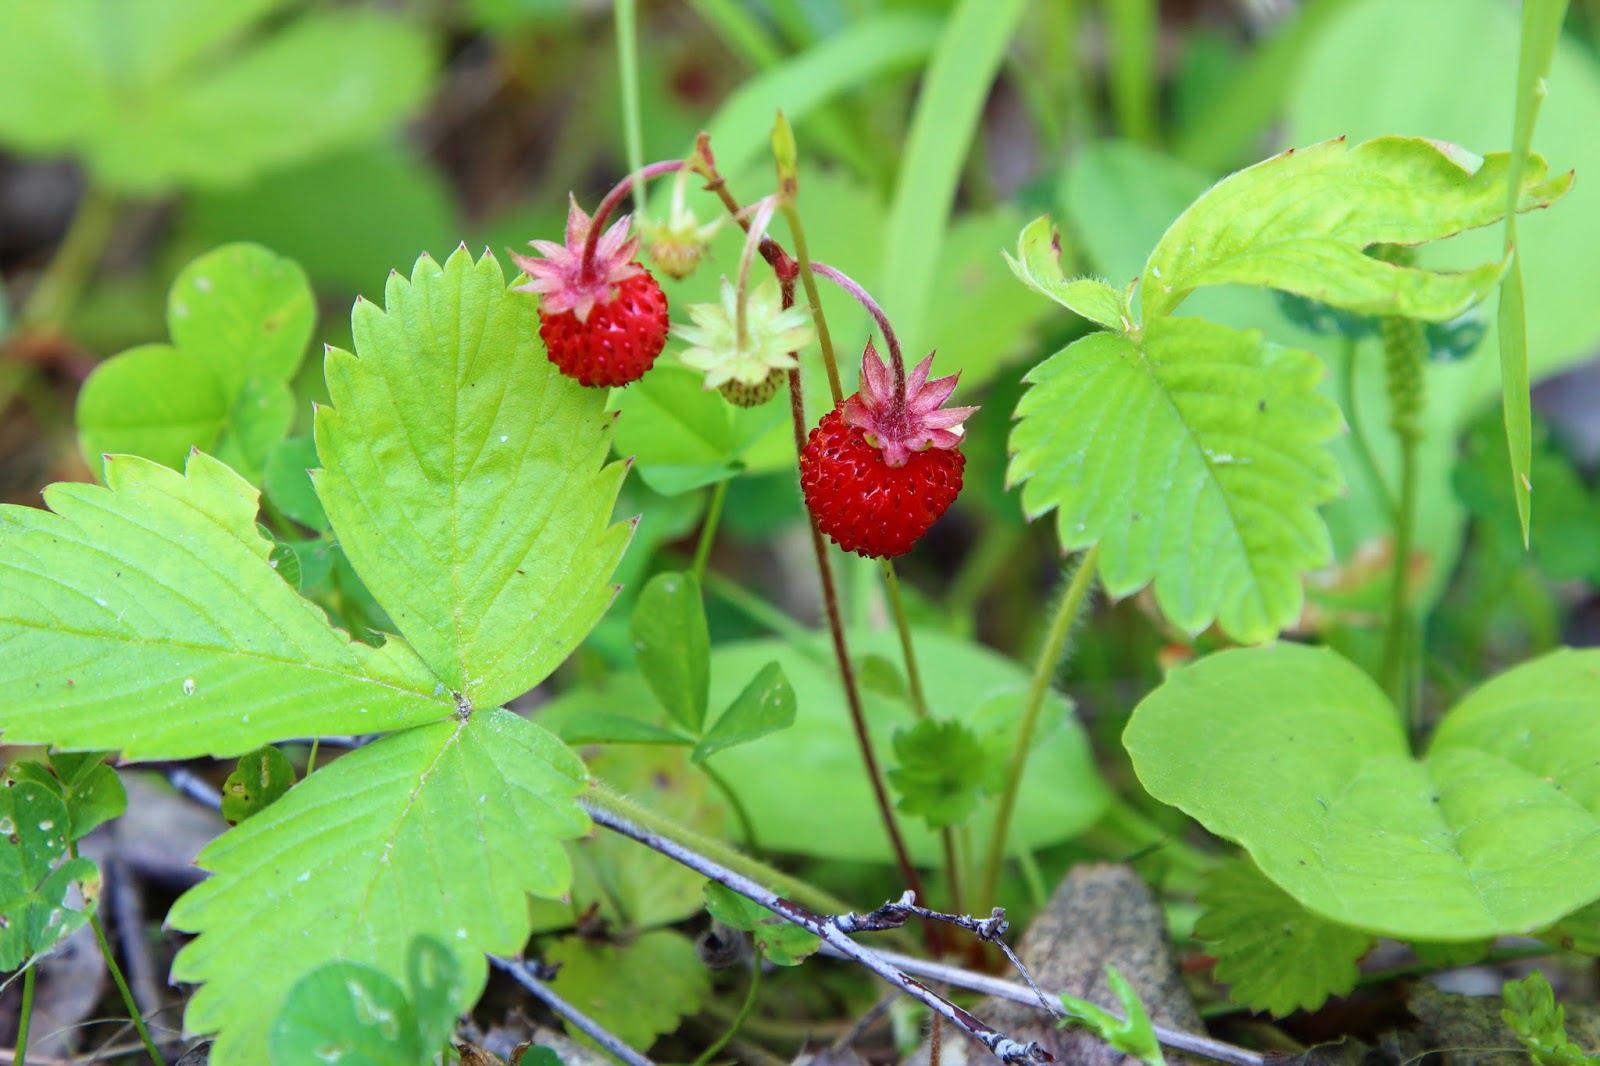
[801,404,966,558]
[538,270,669,387]
[511,196,669,388]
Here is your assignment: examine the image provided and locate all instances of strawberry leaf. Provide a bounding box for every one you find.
[1126,643,1600,939]
[1141,136,1571,322]
[1010,316,1343,642]
[1004,215,1131,332]
[1195,855,1373,1016]
[0,0,434,192]
[0,451,451,759]
[315,247,631,709]
[171,709,587,1066]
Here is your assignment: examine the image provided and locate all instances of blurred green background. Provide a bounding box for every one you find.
[2,0,1599,675]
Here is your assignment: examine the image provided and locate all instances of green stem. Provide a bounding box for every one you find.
[1388,433,1420,732]
[1375,287,1426,738]
[615,0,646,216]
[978,545,1099,905]
[1338,335,1396,522]
[882,559,966,914]
[306,736,321,775]
[777,200,843,406]
[879,562,928,720]
[86,903,163,1065]
[691,480,728,584]
[15,964,33,1066]
[18,184,119,334]
[700,759,765,860]
[692,960,762,1066]
[586,781,859,918]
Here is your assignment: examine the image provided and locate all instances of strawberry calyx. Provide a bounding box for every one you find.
[510,196,644,322]
[841,340,978,468]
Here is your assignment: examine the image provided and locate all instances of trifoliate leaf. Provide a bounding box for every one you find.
[8,754,128,843]
[1059,965,1166,1066]
[213,377,296,483]
[1126,643,1600,940]
[1010,316,1343,642]
[315,247,631,709]
[220,746,297,826]
[1141,136,1571,322]
[544,930,710,1051]
[702,881,820,966]
[692,661,795,763]
[0,451,451,759]
[1005,215,1131,332]
[77,244,314,482]
[1195,855,1373,1016]
[171,709,587,1066]
[631,572,709,733]
[0,780,97,969]
[1502,971,1598,1066]
[0,0,434,192]
[887,718,991,829]
[55,760,125,842]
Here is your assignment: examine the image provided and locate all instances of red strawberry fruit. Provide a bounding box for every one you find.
[511,197,670,387]
[800,341,978,559]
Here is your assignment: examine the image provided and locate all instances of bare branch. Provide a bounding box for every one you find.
[581,796,1053,1065]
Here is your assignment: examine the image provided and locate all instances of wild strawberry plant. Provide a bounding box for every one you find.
[4,0,1600,1061]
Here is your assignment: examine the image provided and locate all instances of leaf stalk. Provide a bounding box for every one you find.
[978,544,1100,906]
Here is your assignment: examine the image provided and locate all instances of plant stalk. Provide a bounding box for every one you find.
[699,759,764,860]
[1374,258,1426,738]
[811,261,906,409]
[775,193,843,404]
[691,479,728,584]
[82,885,163,1064]
[692,140,930,931]
[879,562,929,720]
[978,545,1099,906]
[18,184,119,334]
[580,159,687,272]
[14,964,32,1066]
[614,0,646,215]
[692,959,762,1066]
